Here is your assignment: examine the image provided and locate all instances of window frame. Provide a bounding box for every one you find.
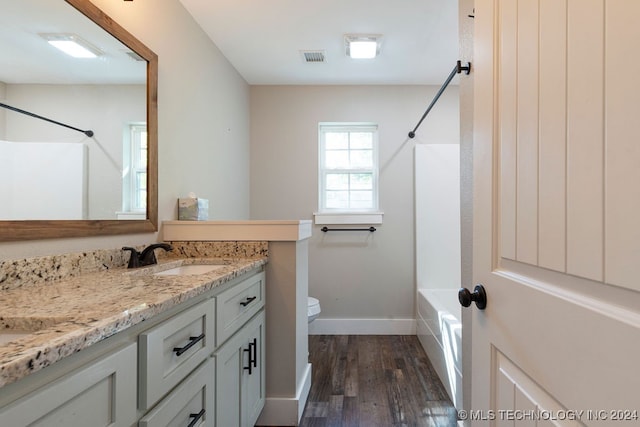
[121,123,147,214]
[315,122,384,225]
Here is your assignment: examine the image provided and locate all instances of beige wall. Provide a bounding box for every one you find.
[250,85,459,321]
[0,0,250,260]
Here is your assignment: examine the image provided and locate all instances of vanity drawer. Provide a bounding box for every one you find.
[139,358,214,427]
[216,271,265,346]
[139,299,215,410]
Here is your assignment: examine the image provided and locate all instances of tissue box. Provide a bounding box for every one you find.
[178,198,209,221]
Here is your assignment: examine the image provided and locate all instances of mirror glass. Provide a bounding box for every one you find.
[0,0,157,240]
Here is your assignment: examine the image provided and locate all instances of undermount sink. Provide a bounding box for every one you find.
[0,331,31,345]
[153,264,227,276]
[0,316,73,345]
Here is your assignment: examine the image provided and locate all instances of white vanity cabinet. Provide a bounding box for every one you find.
[0,267,266,427]
[138,269,265,426]
[215,270,266,426]
[215,310,266,427]
[0,343,137,427]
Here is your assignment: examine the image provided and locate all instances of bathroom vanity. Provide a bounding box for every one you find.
[0,256,266,426]
[163,220,313,426]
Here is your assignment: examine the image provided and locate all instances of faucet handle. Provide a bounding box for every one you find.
[143,251,158,266]
[122,247,140,269]
[139,243,173,266]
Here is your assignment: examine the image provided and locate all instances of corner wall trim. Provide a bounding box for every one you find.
[257,363,312,425]
[308,318,417,335]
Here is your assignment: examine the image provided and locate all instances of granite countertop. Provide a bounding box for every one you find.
[0,257,267,388]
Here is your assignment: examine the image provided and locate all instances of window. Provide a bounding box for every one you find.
[121,123,147,214]
[316,123,383,224]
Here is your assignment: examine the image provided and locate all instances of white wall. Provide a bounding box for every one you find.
[250,85,459,326]
[0,82,6,138]
[4,84,144,219]
[0,0,250,260]
[0,142,87,219]
[415,144,461,291]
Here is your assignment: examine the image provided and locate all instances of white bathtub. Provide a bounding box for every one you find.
[416,288,462,409]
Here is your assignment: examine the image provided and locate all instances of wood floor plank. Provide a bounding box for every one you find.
[344,336,359,398]
[297,335,457,427]
[357,335,393,426]
[331,335,348,395]
[341,396,359,426]
[387,368,410,425]
[327,395,344,427]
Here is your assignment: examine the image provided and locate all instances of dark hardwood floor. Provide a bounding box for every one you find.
[298,335,457,427]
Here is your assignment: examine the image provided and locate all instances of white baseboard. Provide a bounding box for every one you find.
[308,318,417,335]
[256,363,312,426]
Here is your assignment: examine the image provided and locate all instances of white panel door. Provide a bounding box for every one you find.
[469,0,640,425]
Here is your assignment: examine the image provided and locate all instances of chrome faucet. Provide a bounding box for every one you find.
[123,243,173,268]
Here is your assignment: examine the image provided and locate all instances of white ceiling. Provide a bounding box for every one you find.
[0,0,146,85]
[178,0,460,85]
[2,1,460,86]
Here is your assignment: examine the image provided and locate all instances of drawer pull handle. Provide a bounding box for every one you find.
[243,343,253,375]
[251,337,258,368]
[187,409,205,427]
[173,333,205,356]
[240,296,257,307]
[243,338,259,374]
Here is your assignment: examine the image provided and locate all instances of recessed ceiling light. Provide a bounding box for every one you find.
[345,34,381,59]
[40,33,103,58]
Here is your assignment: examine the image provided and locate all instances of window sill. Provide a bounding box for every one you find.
[313,211,384,225]
[116,211,146,220]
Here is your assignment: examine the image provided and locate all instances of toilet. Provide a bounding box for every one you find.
[308,297,321,323]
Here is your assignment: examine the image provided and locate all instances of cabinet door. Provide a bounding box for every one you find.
[0,343,137,427]
[215,310,265,427]
[243,311,265,427]
[215,332,243,426]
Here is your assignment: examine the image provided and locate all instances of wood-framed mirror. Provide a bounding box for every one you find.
[0,0,157,241]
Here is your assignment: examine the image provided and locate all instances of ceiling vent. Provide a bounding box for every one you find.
[301,50,326,63]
